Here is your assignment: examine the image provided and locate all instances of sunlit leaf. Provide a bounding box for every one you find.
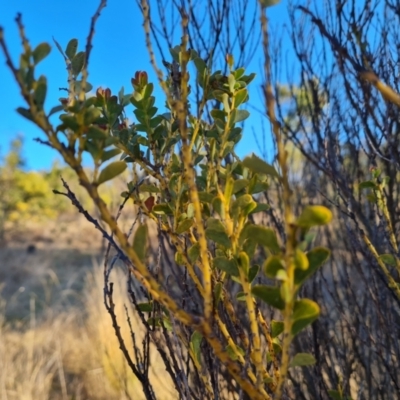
[291,299,320,335]
[295,247,330,286]
[271,320,284,338]
[190,331,203,364]
[264,255,284,278]
[297,206,332,228]
[243,154,279,178]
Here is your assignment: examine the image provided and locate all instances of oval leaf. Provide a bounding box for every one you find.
[264,255,284,278]
[190,331,203,364]
[243,154,279,178]
[214,257,239,276]
[252,285,285,310]
[297,206,332,228]
[65,38,78,60]
[97,161,127,185]
[71,51,85,76]
[289,352,316,368]
[176,218,194,234]
[245,225,280,253]
[295,247,330,286]
[133,224,148,263]
[271,320,284,338]
[292,299,320,336]
[32,42,51,64]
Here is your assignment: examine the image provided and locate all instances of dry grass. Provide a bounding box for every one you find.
[0,255,175,400]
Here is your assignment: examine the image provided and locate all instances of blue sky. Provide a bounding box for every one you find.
[0,0,288,171]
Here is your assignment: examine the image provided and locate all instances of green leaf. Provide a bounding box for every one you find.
[176,218,194,234]
[252,285,285,310]
[214,282,223,305]
[250,203,270,214]
[206,219,231,248]
[271,320,284,338]
[233,179,249,193]
[32,42,51,64]
[65,38,78,60]
[248,264,260,283]
[87,126,107,140]
[379,254,397,266]
[74,80,93,93]
[295,247,330,286]
[359,180,376,190]
[133,224,148,262]
[243,154,279,178]
[137,302,153,312]
[188,243,200,263]
[101,148,121,162]
[16,107,34,122]
[190,331,203,364]
[245,225,280,253]
[260,0,281,7]
[289,353,316,368]
[214,257,239,276]
[234,88,248,108]
[294,248,309,271]
[97,161,127,185]
[152,204,173,215]
[327,390,345,400]
[233,109,250,123]
[231,194,257,218]
[48,105,64,117]
[297,206,332,228]
[71,51,85,76]
[264,255,284,279]
[52,37,65,57]
[291,299,320,336]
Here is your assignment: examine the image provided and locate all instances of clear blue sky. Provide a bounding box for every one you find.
[0,0,288,171]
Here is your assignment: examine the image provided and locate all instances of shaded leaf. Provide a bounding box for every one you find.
[188,243,200,263]
[295,247,330,286]
[32,42,51,64]
[133,224,148,262]
[289,353,316,368]
[252,285,285,310]
[97,161,127,185]
[264,255,284,279]
[359,180,376,190]
[233,109,250,123]
[245,225,280,253]
[71,51,85,76]
[16,107,34,122]
[176,218,194,234]
[248,264,260,283]
[65,38,78,60]
[214,257,239,276]
[152,204,173,215]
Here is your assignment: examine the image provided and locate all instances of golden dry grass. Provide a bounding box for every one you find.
[0,245,175,399]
